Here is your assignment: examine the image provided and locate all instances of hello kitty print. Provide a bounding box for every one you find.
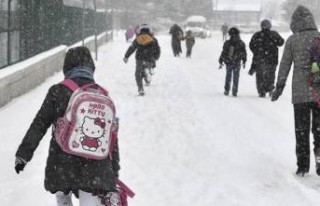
[54,80,116,160]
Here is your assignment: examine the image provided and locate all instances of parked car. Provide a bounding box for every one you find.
[185,15,210,38]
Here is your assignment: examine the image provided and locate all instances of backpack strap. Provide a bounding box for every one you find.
[81,83,109,96]
[115,178,135,198]
[61,79,109,96]
[60,79,79,92]
[108,117,119,160]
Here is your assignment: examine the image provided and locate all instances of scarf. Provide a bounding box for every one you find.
[64,66,94,81]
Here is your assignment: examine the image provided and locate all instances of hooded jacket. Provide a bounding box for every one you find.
[15,70,120,195]
[219,33,247,67]
[249,28,284,66]
[275,6,320,104]
[124,31,161,65]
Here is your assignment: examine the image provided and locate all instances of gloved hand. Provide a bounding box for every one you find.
[248,68,255,76]
[123,57,128,63]
[271,85,285,102]
[218,63,223,69]
[242,63,246,69]
[15,156,27,174]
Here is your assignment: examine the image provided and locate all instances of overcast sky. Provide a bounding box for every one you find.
[215,0,262,5]
[215,0,284,6]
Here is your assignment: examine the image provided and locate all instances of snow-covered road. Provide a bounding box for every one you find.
[1,31,320,206]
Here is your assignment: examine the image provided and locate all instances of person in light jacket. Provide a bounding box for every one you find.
[272,5,320,177]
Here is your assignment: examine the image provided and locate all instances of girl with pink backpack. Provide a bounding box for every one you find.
[14,46,133,205]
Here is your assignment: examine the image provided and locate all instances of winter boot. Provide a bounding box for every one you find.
[295,167,309,177]
[315,149,320,175]
[268,90,274,97]
[138,89,145,96]
[316,156,320,176]
[259,93,266,98]
[224,91,229,96]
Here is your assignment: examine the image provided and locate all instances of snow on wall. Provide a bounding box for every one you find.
[0,33,109,108]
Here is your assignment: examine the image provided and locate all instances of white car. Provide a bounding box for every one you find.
[185,15,210,38]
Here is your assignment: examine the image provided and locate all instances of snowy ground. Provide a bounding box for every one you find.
[2,31,320,206]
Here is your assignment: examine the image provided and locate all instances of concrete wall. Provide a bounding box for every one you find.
[0,32,110,108]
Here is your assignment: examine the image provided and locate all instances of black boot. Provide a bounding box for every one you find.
[296,167,309,177]
[315,152,320,176]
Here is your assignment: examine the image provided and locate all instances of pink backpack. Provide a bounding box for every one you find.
[53,79,117,160]
[100,179,135,206]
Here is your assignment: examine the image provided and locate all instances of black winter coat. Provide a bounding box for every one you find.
[124,32,161,67]
[169,24,184,54]
[219,36,247,67]
[249,29,284,65]
[16,77,120,195]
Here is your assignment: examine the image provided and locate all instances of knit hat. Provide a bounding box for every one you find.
[63,46,95,75]
[228,27,240,36]
[139,24,150,33]
[261,19,272,30]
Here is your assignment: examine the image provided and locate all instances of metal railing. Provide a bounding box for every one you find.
[0,0,111,69]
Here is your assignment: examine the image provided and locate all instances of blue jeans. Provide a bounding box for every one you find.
[224,66,240,95]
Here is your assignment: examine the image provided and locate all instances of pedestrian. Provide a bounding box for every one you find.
[249,19,284,97]
[14,46,120,205]
[169,24,184,57]
[185,30,195,58]
[125,26,135,42]
[271,6,320,177]
[221,23,229,41]
[219,27,247,97]
[123,24,161,96]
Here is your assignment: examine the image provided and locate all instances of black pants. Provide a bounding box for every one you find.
[186,45,193,57]
[135,61,152,92]
[255,63,276,95]
[294,102,320,170]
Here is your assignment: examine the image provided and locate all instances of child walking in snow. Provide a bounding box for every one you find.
[185,30,195,58]
[123,24,161,96]
[14,46,120,206]
[219,27,247,97]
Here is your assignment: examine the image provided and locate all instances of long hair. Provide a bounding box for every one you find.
[63,46,95,74]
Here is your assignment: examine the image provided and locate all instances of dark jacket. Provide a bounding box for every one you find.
[124,32,161,67]
[275,6,320,104]
[249,29,284,65]
[185,33,195,48]
[169,24,184,40]
[169,24,184,54]
[16,77,120,195]
[219,35,247,67]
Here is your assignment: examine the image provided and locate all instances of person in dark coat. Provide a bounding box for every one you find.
[169,24,184,57]
[123,24,161,96]
[249,19,284,97]
[271,6,320,177]
[219,27,247,97]
[185,30,195,58]
[15,46,120,205]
